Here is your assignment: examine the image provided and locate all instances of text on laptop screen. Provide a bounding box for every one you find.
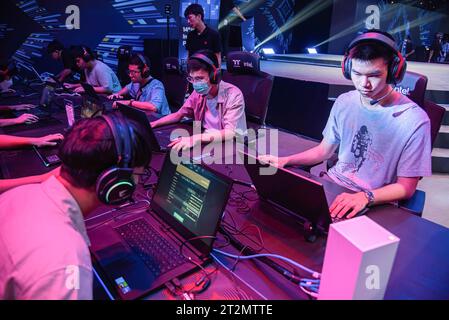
[152,160,231,249]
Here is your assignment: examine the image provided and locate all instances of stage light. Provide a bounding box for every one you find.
[218,0,265,30]
[254,0,333,52]
[261,48,275,55]
[307,48,318,54]
[312,0,417,48]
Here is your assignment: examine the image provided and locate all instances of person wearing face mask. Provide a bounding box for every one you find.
[150,49,246,152]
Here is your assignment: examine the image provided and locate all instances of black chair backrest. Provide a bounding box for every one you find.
[394,71,428,107]
[422,100,445,149]
[161,57,187,112]
[223,51,274,125]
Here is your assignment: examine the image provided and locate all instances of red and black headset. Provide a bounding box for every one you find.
[342,30,407,84]
[189,51,221,84]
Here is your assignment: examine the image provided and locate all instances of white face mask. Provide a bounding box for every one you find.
[0,79,13,92]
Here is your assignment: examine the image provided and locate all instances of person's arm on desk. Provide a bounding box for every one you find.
[168,129,235,152]
[150,111,184,128]
[0,167,60,194]
[329,177,420,219]
[113,100,159,112]
[259,140,338,168]
[0,104,36,112]
[0,114,39,127]
[0,133,63,149]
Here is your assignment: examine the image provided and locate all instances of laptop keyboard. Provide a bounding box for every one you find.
[115,218,187,276]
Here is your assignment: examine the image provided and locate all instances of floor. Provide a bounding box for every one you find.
[419,173,449,228]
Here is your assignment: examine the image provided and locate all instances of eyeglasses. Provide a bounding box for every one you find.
[127,70,141,75]
[186,76,207,83]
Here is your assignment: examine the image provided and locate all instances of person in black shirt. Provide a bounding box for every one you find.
[184,3,222,66]
[428,32,444,63]
[401,36,415,61]
[47,40,76,82]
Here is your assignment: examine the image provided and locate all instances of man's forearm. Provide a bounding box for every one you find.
[93,86,112,94]
[285,143,335,167]
[370,179,418,205]
[0,135,33,149]
[200,128,234,144]
[58,69,72,82]
[152,112,184,128]
[131,100,157,112]
[0,118,17,127]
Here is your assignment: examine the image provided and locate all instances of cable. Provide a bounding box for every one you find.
[178,236,220,295]
[212,249,321,279]
[210,252,268,300]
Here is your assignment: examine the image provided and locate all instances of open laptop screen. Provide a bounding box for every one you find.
[241,151,332,230]
[151,156,232,254]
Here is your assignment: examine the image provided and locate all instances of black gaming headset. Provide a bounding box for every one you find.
[136,53,151,78]
[96,113,136,205]
[189,52,221,84]
[342,30,406,84]
[81,46,93,62]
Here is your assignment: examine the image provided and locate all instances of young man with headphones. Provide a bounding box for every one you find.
[151,49,246,152]
[260,30,431,220]
[107,54,171,116]
[0,115,152,299]
[64,45,122,94]
[47,40,77,82]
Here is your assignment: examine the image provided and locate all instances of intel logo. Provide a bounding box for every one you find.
[394,86,410,96]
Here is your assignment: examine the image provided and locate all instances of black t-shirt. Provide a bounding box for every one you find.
[430,40,443,61]
[61,48,76,71]
[186,25,221,56]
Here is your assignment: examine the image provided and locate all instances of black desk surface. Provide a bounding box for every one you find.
[1,88,449,300]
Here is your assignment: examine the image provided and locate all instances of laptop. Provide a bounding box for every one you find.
[32,144,62,167]
[240,151,366,233]
[80,82,113,117]
[88,154,233,300]
[117,103,173,152]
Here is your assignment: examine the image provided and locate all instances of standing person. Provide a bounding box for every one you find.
[260,30,431,220]
[0,115,152,299]
[401,35,415,60]
[184,3,222,65]
[428,32,444,63]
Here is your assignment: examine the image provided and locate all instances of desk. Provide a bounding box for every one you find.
[1,89,449,300]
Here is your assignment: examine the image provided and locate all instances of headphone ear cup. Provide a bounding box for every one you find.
[342,55,352,80]
[96,167,136,205]
[389,54,406,84]
[210,68,221,84]
[142,66,150,78]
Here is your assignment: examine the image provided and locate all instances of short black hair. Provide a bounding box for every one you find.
[184,3,204,21]
[187,49,218,74]
[71,45,94,60]
[47,40,64,54]
[59,116,152,189]
[349,30,396,65]
[129,54,150,72]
